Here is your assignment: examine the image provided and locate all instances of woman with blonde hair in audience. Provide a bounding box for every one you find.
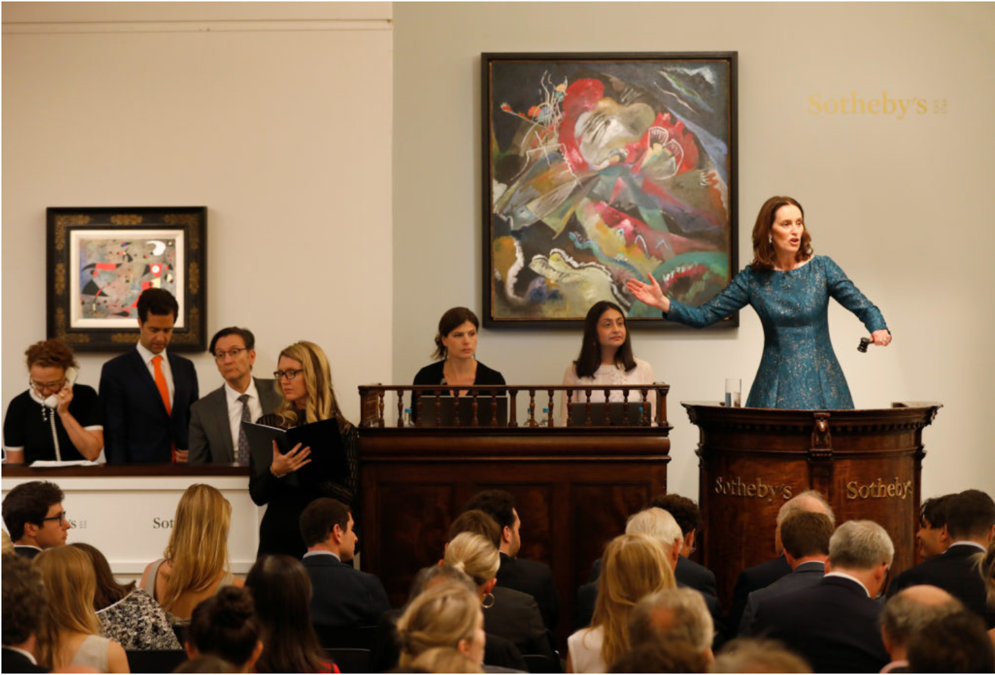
[34,545,130,672]
[567,532,677,673]
[444,532,554,661]
[72,542,181,651]
[251,340,358,559]
[395,581,486,669]
[140,484,242,625]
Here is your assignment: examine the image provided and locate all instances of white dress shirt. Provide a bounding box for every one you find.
[225,379,264,453]
[136,342,174,405]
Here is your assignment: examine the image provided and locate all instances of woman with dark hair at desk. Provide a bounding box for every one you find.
[628,195,891,410]
[3,339,103,464]
[413,307,506,391]
[250,340,358,559]
[559,301,657,425]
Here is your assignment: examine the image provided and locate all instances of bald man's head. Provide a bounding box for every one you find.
[880,585,964,659]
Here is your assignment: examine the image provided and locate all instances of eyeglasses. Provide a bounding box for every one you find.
[215,347,247,361]
[30,377,66,392]
[274,369,304,381]
[42,510,68,525]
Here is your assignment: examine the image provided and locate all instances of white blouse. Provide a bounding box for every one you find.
[558,357,657,426]
[567,625,606,673]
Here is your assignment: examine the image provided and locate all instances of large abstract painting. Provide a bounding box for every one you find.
[482,53,738,327]
[47,207,207,351]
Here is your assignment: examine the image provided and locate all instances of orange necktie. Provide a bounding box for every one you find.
[152,356,176,462]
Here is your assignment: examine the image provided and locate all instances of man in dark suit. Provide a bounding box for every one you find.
[739,511,833,635]
[2,552,50,672]
[300,497,390,628]
[888,488,995,628]
[1,481,71,559]
[879,585,964,674]
[188,327,280,465]
[100,289,198,463]
[752,519,893,673]
[464,489,560,631]
[916,493,954,559]
[727,489,835,636]
[651,493,718,598]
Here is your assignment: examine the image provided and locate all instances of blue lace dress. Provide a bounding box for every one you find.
[665,256,888,409]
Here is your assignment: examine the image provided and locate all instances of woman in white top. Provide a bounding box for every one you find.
[566,533,675,673]
[560,301,656,425]
[34,546,130,673]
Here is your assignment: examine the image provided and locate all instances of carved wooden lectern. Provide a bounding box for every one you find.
[683,402,942,608]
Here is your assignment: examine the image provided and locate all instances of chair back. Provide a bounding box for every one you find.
[127,650,188,673]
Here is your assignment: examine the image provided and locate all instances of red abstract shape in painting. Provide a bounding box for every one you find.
[559,78,604,173]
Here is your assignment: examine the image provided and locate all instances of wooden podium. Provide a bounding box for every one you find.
[683,402,942,608]
[357,384,672,641]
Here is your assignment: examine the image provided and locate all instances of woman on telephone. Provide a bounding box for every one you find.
[3,339,103,464]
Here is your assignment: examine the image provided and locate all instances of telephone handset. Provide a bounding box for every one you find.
[43,367,78,408]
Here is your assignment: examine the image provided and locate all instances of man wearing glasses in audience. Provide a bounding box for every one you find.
[2,481,71,558]
[189,327,280,465]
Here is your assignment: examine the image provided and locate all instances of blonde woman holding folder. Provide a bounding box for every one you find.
[249,340,358,558]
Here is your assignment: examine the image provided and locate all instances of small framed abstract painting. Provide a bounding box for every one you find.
[46,206,207,351]
[482,52,738,327]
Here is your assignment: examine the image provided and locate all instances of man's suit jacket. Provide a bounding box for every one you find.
[100,349,198,464]
[2,647,48,673]
[753,575,889,673]
[727,555,792,637]
[12,546,41,560]
[739,560,825,635]
[485,586,557,660]
[888,543,995,628]
[496,552,559,631]
[188,378,281,464]
[302,553,390,628]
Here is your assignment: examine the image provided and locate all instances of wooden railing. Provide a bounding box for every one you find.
[358,384,670,429]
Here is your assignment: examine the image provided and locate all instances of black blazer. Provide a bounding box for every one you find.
[739,561,825,636]
[188,378,281,464]
[752,575,889,673]
[486,586,556,661]
[496,552,559,631]
[100,349,198,463]
[303,554,390,628]
[726,555,792,638]
[13,546,41,560]
[412,360,506,387]
[888,543,995,628]
[1,648,48,673]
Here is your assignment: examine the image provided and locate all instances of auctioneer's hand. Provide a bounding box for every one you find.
[626,276,671,313]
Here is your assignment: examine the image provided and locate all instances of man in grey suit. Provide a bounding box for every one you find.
[739,510,833,635]
[189,327,281,465]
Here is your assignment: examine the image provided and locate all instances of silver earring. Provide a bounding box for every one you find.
[768,235,772,244]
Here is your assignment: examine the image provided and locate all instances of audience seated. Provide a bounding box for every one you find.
[566,532,676,674]
[243,555,331,673]
[444,532,554,664]
[410,646,485,674]
[463,490,559,631]
[299,497,390,628]
[727,490,835,638]
[628,588,715,667]
[739,511,833,636]
[2,481,71,559]
[608,636,708,673]
[751,519,892,673]
[72,542,181,651]
[2,552,49,673]
[711,638,811,673]
[879,585,964,673]
[34,545,130,672]
[889,488,995,627]
[395,580,486,670]
[184,587,262,674]
[139,484,243,625]
[906,609,995,673]
[917,494,954,559]
[649,493,718,598]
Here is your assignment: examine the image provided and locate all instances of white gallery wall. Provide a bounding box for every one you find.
[2,2,394,425]
[392,3,995,500]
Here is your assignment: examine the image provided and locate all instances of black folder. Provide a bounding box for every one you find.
[242,418,348,488]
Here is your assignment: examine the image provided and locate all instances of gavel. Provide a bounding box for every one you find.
[857,337,872,353]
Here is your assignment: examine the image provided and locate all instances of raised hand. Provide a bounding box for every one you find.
[270,440,311,478]
[626,276,671,313]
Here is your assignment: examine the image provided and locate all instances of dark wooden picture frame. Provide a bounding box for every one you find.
[482,52,738,328]
[46,206,207,352]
